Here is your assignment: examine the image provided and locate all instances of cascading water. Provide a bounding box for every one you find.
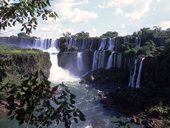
[136,58,145,88]
[128,59,138,88]
[34,39,117,128]
[34,39,79,82]
[92,51,99,71]
[77,52,83,72]
[108,38,115,51]
[106,52,114,69]
[128,58,144,88]
[98,38,107,50]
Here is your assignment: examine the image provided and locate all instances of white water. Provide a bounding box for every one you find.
[136,58,145,88]
[44,48,79,83]
[128,58,144,88]
[106,52,114,69]
[92,51,98,71]
[98,38,107,50]
[77,52,83,72]
[128,59,138,88]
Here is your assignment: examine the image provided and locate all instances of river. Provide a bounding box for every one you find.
[0,47,141,128]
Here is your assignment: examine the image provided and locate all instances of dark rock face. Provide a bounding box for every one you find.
[58,50,94,76]
[0,52,51,77]
[142,55,170,87]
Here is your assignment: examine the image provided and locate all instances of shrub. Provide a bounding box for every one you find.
[124,48,138,57]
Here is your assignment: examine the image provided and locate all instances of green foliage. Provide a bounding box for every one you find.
[72,31,90,39]
[0,49,42,55]
[100,31,118,38]
[0,0,58,34]
[63,32,72,38]
[137,40,156,56]
[0,70,85,128]
[60,42,68,52]
[120,43,134,52]
[138,27,153,39]
[0,43,9,50]
[148,103,169,117]
[17,32,30,38]
[124,48,138,57]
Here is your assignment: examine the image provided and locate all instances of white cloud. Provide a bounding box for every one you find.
[160,21,170,30]
[119,30,129,36]
[88,28,97,37]
[125,1,151,21]
[121,24,126,28]
[53,0,98,23]
[100,0,154,21]
[113,8,124,15]
[31,19,63,39]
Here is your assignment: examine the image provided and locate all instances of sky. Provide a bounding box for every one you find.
[1,0,170,39]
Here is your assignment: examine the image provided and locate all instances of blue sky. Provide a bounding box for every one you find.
[2,0,170,39]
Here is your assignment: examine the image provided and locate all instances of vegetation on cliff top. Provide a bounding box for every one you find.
[0,43,85,127]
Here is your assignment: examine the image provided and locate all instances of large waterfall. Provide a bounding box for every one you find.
[33,39,79,82]
[33,37,144,88]
[32,38,117,128]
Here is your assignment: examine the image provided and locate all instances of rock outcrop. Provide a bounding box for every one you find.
[0,50,51,78]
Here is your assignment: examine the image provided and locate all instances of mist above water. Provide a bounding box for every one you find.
[44,47,79,83]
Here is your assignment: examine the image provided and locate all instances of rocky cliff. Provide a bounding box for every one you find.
[0,49,51,80]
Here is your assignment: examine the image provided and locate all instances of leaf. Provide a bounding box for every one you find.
[78,111,86,121]
[20,27,24,31]
[74,118,78,123]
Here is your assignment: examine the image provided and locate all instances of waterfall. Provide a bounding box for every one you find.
[106,52,114,69]
[33,38,54,50]
[108,38,115,51]
[33,39,79,82]
[128,59,138,88]
[92,51,105,70]
[68,38,73,48]
[98,38,107,50]
[92,51,98,71]
[135,58,145,88]
[97,51,105,69]
[77,52,83,72]
[128,58,144,88]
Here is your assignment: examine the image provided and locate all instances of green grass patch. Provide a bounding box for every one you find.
[0,49,42,55]
[0,42,42,55]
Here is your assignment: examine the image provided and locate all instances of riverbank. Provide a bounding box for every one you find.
[80,68,170,128]
[0,43,52,119]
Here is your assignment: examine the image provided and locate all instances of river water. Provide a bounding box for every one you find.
[0,47,141,128]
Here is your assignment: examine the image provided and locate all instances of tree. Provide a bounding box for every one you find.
[63,32,72,38]
[72,31,89,39]
[17,32,30,38]
[0,0,58,34]
[100,31,118,38]
[0,70,85,128]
